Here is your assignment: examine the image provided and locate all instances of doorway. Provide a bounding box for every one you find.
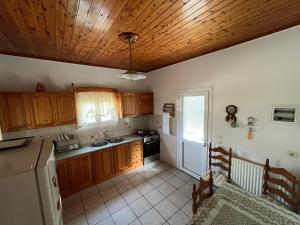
[177,87,212,179]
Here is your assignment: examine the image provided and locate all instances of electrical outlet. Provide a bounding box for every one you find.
[287,151,298,158]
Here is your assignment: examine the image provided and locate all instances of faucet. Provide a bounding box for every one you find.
[103,131,110,139]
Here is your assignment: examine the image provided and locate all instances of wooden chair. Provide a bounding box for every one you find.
[202,143,232,186]
[263,158,300,213]
[192,171,213,214]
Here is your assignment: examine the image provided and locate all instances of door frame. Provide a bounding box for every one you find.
[176,86,213,179]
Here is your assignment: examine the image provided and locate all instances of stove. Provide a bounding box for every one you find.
[135,129,160,164]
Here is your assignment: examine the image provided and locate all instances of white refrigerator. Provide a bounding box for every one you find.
[0,138,62,225]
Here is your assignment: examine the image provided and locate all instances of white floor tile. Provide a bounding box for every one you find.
[63,201,85,223]
[111,174,127,184]
[122,188,142,204]
[167,210,189,225]
[129,174,146,186]
[95,216,114,225]
[178,182,193,199]
[65,214,88,225]
[124,170,139,179]
[105,195,127,214]
[129,197,152,217]
[82,194,103,211]
[100,186,120,202]
[86,204,110,225]
[139,208,165,225]
[136,181,154,195]
[144,189,165,206]
[116,179,134,193]
[111,206,137,225]
[168,191,190,208]
[63,193,82,209]
[181,200,193,219]
[97,180,114,191]
[80,185,99,199]
[141,171,156,180]
[158,171,175,181]
[157,182,176,197]
[154,198,179,220]
[129,219,142,225]
[175,171,193,182]
[168,176,186,189]
[148,176,165,187]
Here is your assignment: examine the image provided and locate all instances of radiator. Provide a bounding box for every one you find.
[231,157,264,196]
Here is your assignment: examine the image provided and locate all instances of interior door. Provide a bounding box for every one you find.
[178,89,210,178]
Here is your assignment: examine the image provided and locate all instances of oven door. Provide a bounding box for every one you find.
[144,140,160,158]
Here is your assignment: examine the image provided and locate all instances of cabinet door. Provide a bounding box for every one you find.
[94,149,113,183]
[0,93,32,132]
[113,144,131,173]
[30,93,55,128]
[53,93,76,125]
[68,154,94,192]
[137,93,153,115]
[130,141,143,167]
[121,93,137,117]
[56,160,71,197]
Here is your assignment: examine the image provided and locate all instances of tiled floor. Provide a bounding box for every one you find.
[63,161,198,225]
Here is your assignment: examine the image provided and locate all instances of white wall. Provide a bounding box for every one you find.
[145,26,300,176]
[0,55,149,92]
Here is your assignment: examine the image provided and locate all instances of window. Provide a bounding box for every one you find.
[75,91,118,127]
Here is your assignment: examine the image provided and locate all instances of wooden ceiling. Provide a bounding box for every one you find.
[0,0,300,72]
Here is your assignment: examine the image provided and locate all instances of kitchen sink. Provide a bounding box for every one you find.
[107,138,124,143]
[92,141,108,147]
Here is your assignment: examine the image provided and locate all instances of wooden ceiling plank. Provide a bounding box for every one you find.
[92,0,179,65]
[140,13,300,71]
[133,0,293,65]
[84,0,150,61]
[93,0,208,62]
[55,0,68,58]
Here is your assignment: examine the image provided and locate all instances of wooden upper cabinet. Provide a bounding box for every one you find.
[113,144,131,173]
[121,93,137,117]
[0,93,32,132]
[137,93,153,115]
[118,92,153,118]
[30,93,55,128]
[94,149,113,183]
[53,92,76,126]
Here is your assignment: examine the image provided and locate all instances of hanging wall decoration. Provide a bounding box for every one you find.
[225,105,238,127]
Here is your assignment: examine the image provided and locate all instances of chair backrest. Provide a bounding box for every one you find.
[263,158,300,213]
[209,143,232,181]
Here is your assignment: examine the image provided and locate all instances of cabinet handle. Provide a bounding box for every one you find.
[52,176,58,187]
[57,195,61,210]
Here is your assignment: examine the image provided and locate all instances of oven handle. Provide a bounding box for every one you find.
[145,140,160,145]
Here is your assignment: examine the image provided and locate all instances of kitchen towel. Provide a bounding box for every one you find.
[162,112,170,135]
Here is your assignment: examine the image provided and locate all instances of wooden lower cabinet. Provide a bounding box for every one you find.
[56,160,71,197]
[56,142,143,198]
[93,149,113,183]
[113,144,132,173]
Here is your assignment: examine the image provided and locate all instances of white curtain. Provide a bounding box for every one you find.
[75,91,118,127]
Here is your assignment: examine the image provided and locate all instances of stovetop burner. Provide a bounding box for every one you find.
[135,129,158,137]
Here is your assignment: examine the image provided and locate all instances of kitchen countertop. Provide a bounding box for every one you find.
[55,134,143,161]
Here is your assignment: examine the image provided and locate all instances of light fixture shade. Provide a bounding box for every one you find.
[116,70,146,81]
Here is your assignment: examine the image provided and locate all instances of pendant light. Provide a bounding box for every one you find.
[116,32,146,81]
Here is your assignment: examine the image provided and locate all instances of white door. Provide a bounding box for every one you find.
[177,88,211,178]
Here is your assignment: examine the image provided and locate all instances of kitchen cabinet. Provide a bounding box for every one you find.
[130,141,143,167]
[30,93,55,128]
[53,92,76,125]
[56,142,143,198]
[67,153,94,192]
[113,144,132,173]
[137,93,153,115]
[93,149,113,183]
[118,92,153,118]
[0,93,32,132]
[56,160,71,197]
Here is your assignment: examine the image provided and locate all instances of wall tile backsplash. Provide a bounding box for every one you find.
[3,116,149,145]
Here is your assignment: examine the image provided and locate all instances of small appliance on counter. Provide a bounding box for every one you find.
[135,129,160,164]
[54,133,80,153]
